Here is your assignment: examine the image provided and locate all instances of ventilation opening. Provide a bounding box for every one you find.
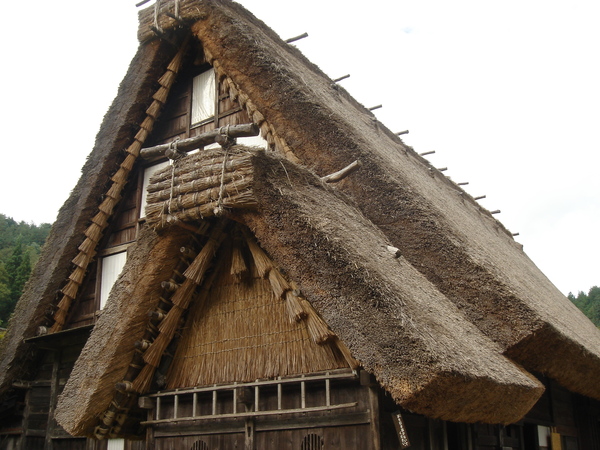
[190,440,209,450]
[301,433,324,450]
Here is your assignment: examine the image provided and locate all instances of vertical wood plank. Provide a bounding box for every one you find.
[44,349,60,450]
[368,384,381,450]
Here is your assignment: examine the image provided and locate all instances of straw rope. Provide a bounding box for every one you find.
[49,38,190,333]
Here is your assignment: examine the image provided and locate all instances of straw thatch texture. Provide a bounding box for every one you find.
[179,0,600,401]
[233,151,543,424]
[167,235,348,389]
[55,226,192,437]
[0,39,178,396]
[145,147,258,228]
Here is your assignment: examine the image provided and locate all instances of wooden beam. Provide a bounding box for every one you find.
[140,123,260,160]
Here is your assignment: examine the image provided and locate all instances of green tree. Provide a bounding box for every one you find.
[569,286,600,328]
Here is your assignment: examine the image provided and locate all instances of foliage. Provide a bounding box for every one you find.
[568,286,600,328]
[0,214,52,326]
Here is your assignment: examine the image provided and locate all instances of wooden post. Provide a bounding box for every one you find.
[361,370,381,450]
[44,350,60,450]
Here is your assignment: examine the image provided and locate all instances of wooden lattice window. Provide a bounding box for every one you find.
[301,433,323,450]
[190,440,209,450]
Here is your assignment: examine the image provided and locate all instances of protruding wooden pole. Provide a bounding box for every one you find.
[285,32,308,43]
[333,74,350,83]
[321,160,362,183]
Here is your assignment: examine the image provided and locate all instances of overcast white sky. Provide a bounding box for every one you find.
[1,1,598,295]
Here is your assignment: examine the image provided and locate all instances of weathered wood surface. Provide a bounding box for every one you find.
[140,123,259,160]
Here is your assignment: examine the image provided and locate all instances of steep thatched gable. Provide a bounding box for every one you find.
[2,0,600,443]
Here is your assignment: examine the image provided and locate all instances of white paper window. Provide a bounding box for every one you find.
[537,425,550,450]
[191,70,216,125]
[141,160,170,219]
[237,135,268,149]
[107,439,125,450]
[99,252,127,309]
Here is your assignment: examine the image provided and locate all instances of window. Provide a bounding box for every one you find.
[191,69,216,125]
[141,160,170,219]
[237,135,268,149]
[537,425,550,450]
[107,438,125,450]
[99,251,127,309]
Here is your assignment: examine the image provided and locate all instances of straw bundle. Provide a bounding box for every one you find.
[230,242,247,281]
[146,101,162,119]
[84,223,104,244]
[68,266,86,285]
[149,192,258,228]
[49,294,74,332]
[72,250,95,268]
[284,290,307,323]
[301,298,336,345]
[126,140,143,157]
[61,280,80,300]
[131,363,157,394]
[146,177,253,215]
[268,268,291,300]
[245,233,272,278]
[49,40,189,333]
[78,237,98,255]
[183,223,226,283]
[147,169,252,202]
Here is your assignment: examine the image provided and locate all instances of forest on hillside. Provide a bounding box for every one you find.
[0,214,51,327]
[569,286,600,328]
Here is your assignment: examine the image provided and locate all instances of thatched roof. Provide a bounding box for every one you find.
[3,0,600,438]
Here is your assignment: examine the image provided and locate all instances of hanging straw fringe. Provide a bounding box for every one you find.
[184,223,226,283]
[301,298,335,344]
[244,233,272,278]
[131,363,157,394]
[230,243,247,281]
[284,290,307,323]
[268,268,290,300]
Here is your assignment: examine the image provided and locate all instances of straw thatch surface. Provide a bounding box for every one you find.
[230,150,543,423]
[55,225,192,437]
[167,236,348,388]
[0,39,179,396]
[167,0,600,401]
